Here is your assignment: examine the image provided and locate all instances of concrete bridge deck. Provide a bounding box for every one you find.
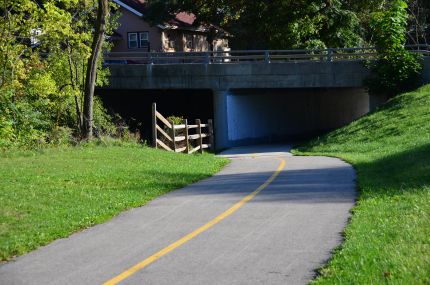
[107,60,372,90]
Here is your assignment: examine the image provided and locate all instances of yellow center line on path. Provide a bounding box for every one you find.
[103,158,286,285]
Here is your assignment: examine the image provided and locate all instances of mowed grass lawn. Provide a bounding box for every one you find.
[293,85,430,284]
[0,145,228,261]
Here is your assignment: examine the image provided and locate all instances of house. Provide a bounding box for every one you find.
[110,0,229,53]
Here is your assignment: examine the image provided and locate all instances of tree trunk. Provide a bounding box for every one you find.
[82,0,109,139]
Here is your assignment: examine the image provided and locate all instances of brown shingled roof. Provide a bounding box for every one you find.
[117,0,197,27]
[172,12,196,26]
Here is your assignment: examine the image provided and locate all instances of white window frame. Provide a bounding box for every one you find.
[139,32,149,47]
[128,32,138,49]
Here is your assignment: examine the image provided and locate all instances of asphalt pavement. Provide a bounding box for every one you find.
[0,144,356,285]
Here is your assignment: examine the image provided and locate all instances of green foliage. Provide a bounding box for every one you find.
[372,0,409,50]
[146,0,430,50]
[146,0,365,49]
[293,84,430,283]
[367,0,423,97]
[0,88,49,148]
[167,115,184,125]
[367,50,422,96]
[0,0,119,149]
[0,146,228,261]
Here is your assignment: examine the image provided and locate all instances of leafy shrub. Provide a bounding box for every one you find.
[167,115,184,125]
[366,50,422,96]
[47,127,74,146]
[367,0,423,97]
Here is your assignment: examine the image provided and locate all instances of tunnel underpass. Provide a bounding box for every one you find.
[97,87,369,149]
[219,88,369,147]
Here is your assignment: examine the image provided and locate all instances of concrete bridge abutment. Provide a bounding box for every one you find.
[212,89,230,151]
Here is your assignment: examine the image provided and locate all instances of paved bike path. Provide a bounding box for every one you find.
[0,146,356,285]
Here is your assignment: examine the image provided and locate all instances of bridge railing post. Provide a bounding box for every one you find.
[327,48,333,62]
[264,51,270,63]
[205,52,210,64]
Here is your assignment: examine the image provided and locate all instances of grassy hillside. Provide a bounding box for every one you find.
[293,84,430,284]
[0,146,228,261]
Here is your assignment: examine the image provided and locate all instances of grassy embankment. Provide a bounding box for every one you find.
[0,145,228,261]
[293,85,430,284]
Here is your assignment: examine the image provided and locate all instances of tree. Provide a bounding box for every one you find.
[82,0,110,139]
[0,0,116,147]
[367,0,422,97]
[146,0,364,49]
[407,0,430,45]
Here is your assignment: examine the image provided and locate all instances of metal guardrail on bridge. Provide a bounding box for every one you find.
[105,45,430,65]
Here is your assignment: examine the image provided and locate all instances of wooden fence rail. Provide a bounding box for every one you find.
[152,103,214,154]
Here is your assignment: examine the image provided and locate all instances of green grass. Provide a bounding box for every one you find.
[293,84,430,284]
[0,145,228,261]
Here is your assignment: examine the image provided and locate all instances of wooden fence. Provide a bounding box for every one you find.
[152,103,214,154]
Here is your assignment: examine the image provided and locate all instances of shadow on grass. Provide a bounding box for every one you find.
[354,143,430,197]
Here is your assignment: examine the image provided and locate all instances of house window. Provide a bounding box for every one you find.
[140,32,149,47]
[128,32,150,50]
[128,33,138,49]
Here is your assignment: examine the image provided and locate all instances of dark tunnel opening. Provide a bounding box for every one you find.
[97,89,213,143]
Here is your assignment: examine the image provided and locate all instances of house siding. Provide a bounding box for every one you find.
[111,8,163,52]
[111,6,229,53]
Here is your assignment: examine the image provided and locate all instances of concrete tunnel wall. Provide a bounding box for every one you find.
[213,88,369,150]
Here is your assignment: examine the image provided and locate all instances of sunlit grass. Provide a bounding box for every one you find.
[293,84,430,284]
[0,145,228,261]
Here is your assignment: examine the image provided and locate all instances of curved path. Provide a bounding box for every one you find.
[0,145,356,285]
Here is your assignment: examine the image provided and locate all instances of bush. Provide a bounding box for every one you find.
[366,50,422,97]
[0,86,133,149]
[367,0,423,97]
[47,127,74,146]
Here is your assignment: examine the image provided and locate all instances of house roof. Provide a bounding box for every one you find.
[112,0,230,36]
[114,0,146,16]
[112,0,198,29]
[170,12,196,26]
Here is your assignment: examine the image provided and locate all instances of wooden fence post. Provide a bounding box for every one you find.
[184,119,189,154]
[208,119,214,152]
[152,103,157,148]
[171,120,176,153]
[196,119,203,154]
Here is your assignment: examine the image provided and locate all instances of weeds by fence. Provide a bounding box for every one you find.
[152,103,214,154]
